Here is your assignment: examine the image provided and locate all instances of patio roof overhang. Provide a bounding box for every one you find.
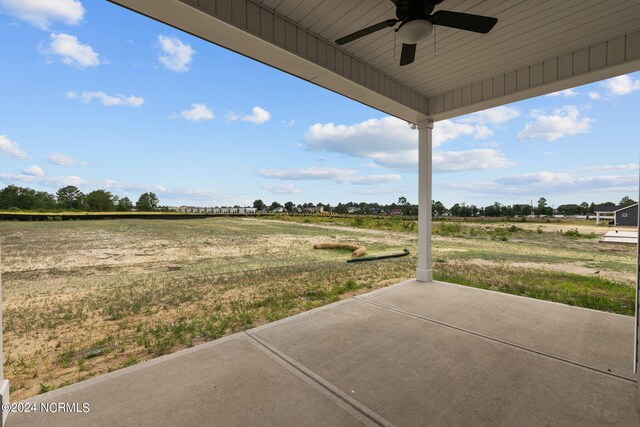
[109,0,640,123]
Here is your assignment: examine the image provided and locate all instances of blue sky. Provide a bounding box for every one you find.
[0,0,638,208]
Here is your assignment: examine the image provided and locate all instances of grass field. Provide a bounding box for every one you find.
[1,216,636,399]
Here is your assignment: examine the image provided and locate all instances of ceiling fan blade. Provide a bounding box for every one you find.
[400,43,417,66]
[336,19,398,45]
[430,11,497,34]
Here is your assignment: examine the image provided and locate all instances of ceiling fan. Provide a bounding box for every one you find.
[335,0,498,66]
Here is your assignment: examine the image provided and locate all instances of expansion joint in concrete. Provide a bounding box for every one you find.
[244,332,395,427]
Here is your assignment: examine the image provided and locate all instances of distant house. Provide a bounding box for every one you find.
[595,204,638,226]
[178,206,197,213]
[388,208,403,216]
[347,207,360,214]
[304,205,324,214]
[272,207,284,213]
[615,204,638,226]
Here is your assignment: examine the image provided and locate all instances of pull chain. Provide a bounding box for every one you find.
[394,30,397,62]
[434,25,438,57]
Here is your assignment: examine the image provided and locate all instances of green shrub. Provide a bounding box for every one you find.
[564,228,581,237]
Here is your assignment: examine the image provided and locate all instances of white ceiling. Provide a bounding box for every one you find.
[259,0,640,96]
[110,0,640,122]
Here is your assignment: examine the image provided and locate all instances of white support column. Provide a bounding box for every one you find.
[416,119,434,282]
[0,244,9,426]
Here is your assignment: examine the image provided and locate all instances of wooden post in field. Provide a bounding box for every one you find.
[417,119,434,282]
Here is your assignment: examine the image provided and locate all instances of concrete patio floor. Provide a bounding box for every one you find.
[7,280,639,426]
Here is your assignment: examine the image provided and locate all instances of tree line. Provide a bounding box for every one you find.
[253,196,637,217]
[443,196,636,217]
[0,185,160,212]
[1,185,636,216]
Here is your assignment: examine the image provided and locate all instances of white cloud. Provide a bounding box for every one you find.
[0,172,87,187]
[258,167,357,181]
[517,106,593,141]
[460,106,520,124]
[365,151,417,170]
[225,112,240,122]
[304,116,496,170]
[475,141,500,149]
[433,120,492,145]
[242,107,271,125]
[350,186,404,196]
[580,163,639,173]
[588,92,601,100]
[444,171,638,197]
[496,172,638,192]
[257,167,400,186]
[98,179,167,194]
[547,88,579,97]
[176,103,214,122]
[340,174,402,185]
[96,180,238,204]
[544,152,555,157]
[0,0,84,30]
[262,184,301,194]
[22,165,44,176]
[0,135,27,158]
[160,187,228,202]
[366,148,513,173]
[228,107,271,125]
[157,35,195,72]
[303,116,511,173]
[305,117,417,156]
[66,91,144,107]
[602,74,640,95]
[42,33,99,68]
[47,152,85,166]
[433,149,514,173]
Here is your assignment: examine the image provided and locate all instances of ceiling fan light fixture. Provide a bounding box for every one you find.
[397,19,433,44]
